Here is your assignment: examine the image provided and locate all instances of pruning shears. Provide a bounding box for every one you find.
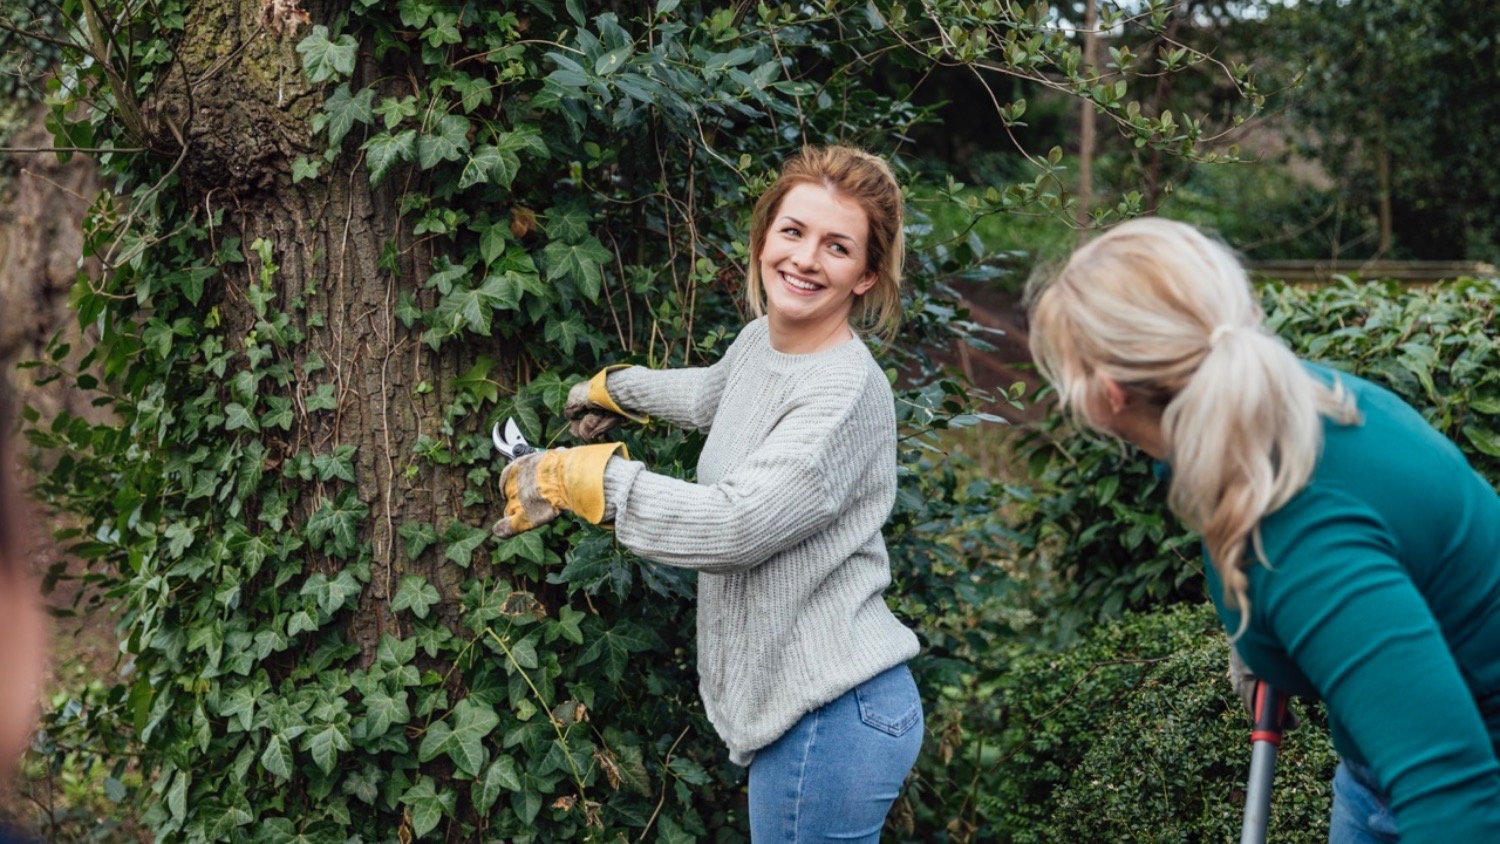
[491,418,535,461]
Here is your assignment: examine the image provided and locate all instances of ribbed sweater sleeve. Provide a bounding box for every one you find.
[602,327,751,430]
[601,382,870,574]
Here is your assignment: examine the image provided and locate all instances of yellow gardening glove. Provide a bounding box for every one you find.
[564,365,648,441]
[491,443,629,539]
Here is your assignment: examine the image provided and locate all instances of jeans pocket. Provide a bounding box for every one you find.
[855,665,921,738]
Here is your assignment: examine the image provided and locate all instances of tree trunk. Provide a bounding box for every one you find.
[157,0,495,663]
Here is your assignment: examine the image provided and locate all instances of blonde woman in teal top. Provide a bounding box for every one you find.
[1026,217,1500,843]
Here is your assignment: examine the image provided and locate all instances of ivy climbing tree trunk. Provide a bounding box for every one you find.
[160,0,494,664]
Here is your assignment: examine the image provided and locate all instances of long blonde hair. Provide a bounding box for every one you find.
[746,145,904,341]
[1026,218,1359,626]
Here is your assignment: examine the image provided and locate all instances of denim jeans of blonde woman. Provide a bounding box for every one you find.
[747,664,923,842]
[1330,758,1399,844]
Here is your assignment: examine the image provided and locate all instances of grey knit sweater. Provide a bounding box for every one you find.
[600,317,920,765]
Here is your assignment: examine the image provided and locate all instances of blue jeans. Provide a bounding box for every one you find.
[748,664,924,842]
[1330,758,1399,844]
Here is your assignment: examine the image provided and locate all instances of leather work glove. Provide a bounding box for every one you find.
[564,366,647,441]
[1229,643,1300,728]
[492,443,628,539]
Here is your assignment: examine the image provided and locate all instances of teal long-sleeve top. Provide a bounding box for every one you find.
[1202,365,1500,842]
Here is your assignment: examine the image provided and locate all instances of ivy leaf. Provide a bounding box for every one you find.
[323,83,375,148]
[296,25,358,83]
[480,224,510,266]
[305,491,368,559]
[400,777,454,838]
[553,605,585,645]
[260,396,294,431]
[543,204,592,242]
[261,733,294,780]
[578,620,654,683]
[443,521,488,567]
[392,575,441,619]
[453,357,499,405]
[417,114,471,169]
[448,74,494,113]
[225,402,260,433]
[458,144,516,191]
[288,610,318,637]
[417,698,498,777]
[164,522,195,558]
[398,521,438,560]
[543,236,611,301]
[302,720,352,774]
[305,383,339,413]
[312,445,358,483]
[362,130,416,185]
[292,156,322,184]
[216,681,260,732]
[543,313,592,357]
[374,94,417,130]
[343,766,382,805]
[473,755,521,814]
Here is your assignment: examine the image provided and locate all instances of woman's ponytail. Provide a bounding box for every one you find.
[1027,218,1358,629]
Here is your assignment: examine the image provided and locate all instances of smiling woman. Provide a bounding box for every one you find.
[495,146,922,842]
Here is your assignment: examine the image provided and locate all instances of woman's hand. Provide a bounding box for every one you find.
[491,443,628,538]
[564,380,626,441]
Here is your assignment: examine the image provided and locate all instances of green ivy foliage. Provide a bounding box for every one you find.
[1010,276,1500,640]
[14,1,1264,840]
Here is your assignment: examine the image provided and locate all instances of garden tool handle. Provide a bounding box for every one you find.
[1240,681,1288,844]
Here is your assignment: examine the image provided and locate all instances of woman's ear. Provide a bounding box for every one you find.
[1099,374,1130,415]
[854,271,877,296]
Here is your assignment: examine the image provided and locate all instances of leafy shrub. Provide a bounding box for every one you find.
[909,602,1336,843]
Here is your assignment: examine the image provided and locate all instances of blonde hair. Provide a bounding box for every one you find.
[1026,217,1359,629]
[746,145,904,342]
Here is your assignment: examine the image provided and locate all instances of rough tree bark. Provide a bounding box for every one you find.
[153,0,509,663]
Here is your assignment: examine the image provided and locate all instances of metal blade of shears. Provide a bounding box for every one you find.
[491,417,533,460]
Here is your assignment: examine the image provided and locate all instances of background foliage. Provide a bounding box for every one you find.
[6,0,1496,841]
[9,1,1259,841]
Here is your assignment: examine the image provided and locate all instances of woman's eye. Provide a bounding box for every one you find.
[780,226,801,237]
[829,243,849,255]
